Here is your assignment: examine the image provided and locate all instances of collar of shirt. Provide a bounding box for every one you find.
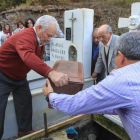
[19,27,25,31]
[33,27,44,47]
[104,35,112,55]
[104,34,112,48]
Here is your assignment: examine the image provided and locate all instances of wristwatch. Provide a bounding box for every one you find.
[46,92,53,102]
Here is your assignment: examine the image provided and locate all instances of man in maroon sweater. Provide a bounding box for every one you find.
[0,15,68,138]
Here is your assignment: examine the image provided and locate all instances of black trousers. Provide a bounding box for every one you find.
[96,68,105,83]
[0,71,32,139]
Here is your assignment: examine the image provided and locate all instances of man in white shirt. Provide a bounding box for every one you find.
[92,24,119,78]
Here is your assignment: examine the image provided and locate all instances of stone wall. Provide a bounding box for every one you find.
[0,6,67,33]
[0,2,130,34]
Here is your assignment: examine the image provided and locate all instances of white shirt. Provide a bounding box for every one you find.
[19,27,25,31]
[0,31,4,46]
[33,27,44,46]
[103,35,112,55]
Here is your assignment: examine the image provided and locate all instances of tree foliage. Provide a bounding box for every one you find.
[0,0,70,11]
[0,0,137,12]
[0,0,26,11]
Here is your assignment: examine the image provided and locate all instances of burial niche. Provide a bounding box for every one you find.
[69,45,77,61]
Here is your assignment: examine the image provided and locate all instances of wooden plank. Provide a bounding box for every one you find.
[16,114,90,140]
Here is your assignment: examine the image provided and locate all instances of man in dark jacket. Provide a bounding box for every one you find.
[91,28,105,83]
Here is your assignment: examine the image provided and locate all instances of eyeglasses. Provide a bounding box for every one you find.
[27,22,33,25]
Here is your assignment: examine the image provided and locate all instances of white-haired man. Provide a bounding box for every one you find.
[0,15,68,138]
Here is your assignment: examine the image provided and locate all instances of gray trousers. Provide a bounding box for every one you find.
[0,71,32,139]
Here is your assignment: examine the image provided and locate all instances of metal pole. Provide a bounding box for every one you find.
[44,113,48,138]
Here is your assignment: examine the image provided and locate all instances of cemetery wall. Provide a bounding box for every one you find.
[0,2,130,35]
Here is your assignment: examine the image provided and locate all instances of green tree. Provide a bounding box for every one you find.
[0,0,26,11]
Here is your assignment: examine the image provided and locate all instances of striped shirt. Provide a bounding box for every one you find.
[49,61,140,140]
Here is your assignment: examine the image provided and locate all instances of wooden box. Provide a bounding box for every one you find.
[49,60,84,108]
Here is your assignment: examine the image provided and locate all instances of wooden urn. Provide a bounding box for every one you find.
[49,60,84,108]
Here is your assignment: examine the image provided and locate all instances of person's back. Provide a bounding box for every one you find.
[0,27,44,80]
[115,61,140,137]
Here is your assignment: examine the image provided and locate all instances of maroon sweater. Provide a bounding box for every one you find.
[0,28,52,80]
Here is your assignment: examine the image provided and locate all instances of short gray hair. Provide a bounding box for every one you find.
[93,28,99,32]
[115,32,140,60]
[34,15,59,31]
[107,26,112,33]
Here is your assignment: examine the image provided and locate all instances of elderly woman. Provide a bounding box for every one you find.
[25,18,35,28]
[13,21,25,34]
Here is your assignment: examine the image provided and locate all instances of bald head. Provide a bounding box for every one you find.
[98,24,112,33]
[98,24,112,45]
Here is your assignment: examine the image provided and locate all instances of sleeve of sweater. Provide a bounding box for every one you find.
[15,30,53,77]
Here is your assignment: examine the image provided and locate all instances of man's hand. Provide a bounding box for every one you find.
[92,72,98,78]
[48,70,69,87]
[42,79,53,97]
